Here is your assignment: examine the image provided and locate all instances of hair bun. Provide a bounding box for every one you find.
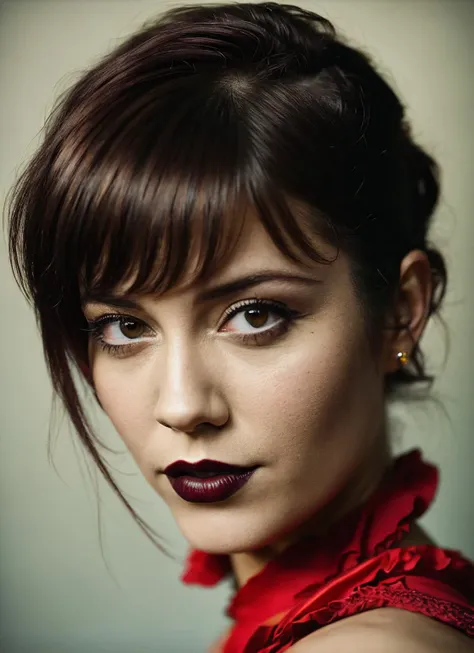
[400,124,440,246]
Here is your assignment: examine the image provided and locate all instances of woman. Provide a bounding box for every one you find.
[6,2,473,651]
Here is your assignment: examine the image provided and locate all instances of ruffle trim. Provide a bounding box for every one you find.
[227,450,439,623]
[233,545,474,653]
[182,549,231,587]
[182,450,438,590]
[244,585,474,653]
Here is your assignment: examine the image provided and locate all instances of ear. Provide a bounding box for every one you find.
[383,249,433,374]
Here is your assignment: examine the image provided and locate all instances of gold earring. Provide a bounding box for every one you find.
[397,351,409,366]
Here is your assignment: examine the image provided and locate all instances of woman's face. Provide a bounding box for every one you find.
[84,214,389,554]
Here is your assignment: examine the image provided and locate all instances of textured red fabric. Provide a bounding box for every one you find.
[181,450,474,651]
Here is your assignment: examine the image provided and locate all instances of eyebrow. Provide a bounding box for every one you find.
[81,271,321,309]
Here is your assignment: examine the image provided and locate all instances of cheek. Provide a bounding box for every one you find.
[252,324,371,408]
[92,357,157,453]
[228,318,383,464]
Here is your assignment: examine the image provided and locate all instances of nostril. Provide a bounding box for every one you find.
[159,418,224,435]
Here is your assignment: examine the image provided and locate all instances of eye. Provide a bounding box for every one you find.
[221,302,284,334]
[103,318,149,343]
[87,314,155,355]
[219,299,300,344]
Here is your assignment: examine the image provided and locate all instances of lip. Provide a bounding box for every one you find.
[164,459,257,504]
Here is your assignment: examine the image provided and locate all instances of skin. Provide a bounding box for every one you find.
[288,608,474,652]
[84,210,446,647]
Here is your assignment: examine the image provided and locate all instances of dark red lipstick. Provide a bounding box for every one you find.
[164,459,256,503]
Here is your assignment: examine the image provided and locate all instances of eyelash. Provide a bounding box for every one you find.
[86,314,146,358]
[221,299,301,345]
[86,299,302,357]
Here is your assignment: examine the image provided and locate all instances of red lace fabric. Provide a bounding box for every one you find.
[182,450,474,652]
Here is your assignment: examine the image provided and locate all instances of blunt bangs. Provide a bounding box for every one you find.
[12,69,341,333]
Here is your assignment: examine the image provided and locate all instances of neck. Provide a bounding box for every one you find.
[230,435,392,588]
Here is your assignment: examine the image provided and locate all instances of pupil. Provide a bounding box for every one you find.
[245,309,268,329]
[120,320,143,339]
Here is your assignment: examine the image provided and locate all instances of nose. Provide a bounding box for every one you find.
[154,340,229,435]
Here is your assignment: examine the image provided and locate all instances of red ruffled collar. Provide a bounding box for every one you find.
[181,450,474,651]
[182,450,437,616]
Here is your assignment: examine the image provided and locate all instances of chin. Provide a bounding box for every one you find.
[173,503,293,555]
[182,531,267,555]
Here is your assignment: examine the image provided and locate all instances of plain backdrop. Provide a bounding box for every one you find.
[1,1,473,651]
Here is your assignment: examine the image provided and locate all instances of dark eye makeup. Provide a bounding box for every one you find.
[85,298,304,358]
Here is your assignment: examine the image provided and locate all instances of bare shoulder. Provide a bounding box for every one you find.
[288,608,473,652]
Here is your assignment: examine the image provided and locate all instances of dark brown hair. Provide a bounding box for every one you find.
[7,2,446,548]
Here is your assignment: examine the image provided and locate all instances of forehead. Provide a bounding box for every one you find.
[113,207,338,298]
[89,219,343,318]
[216,210,336,274]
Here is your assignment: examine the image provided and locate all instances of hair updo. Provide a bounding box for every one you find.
[7,2,447,545]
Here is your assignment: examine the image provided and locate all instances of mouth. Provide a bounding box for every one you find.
[163,459,258,504]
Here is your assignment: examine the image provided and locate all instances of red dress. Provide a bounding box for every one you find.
[181,450,474,652]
